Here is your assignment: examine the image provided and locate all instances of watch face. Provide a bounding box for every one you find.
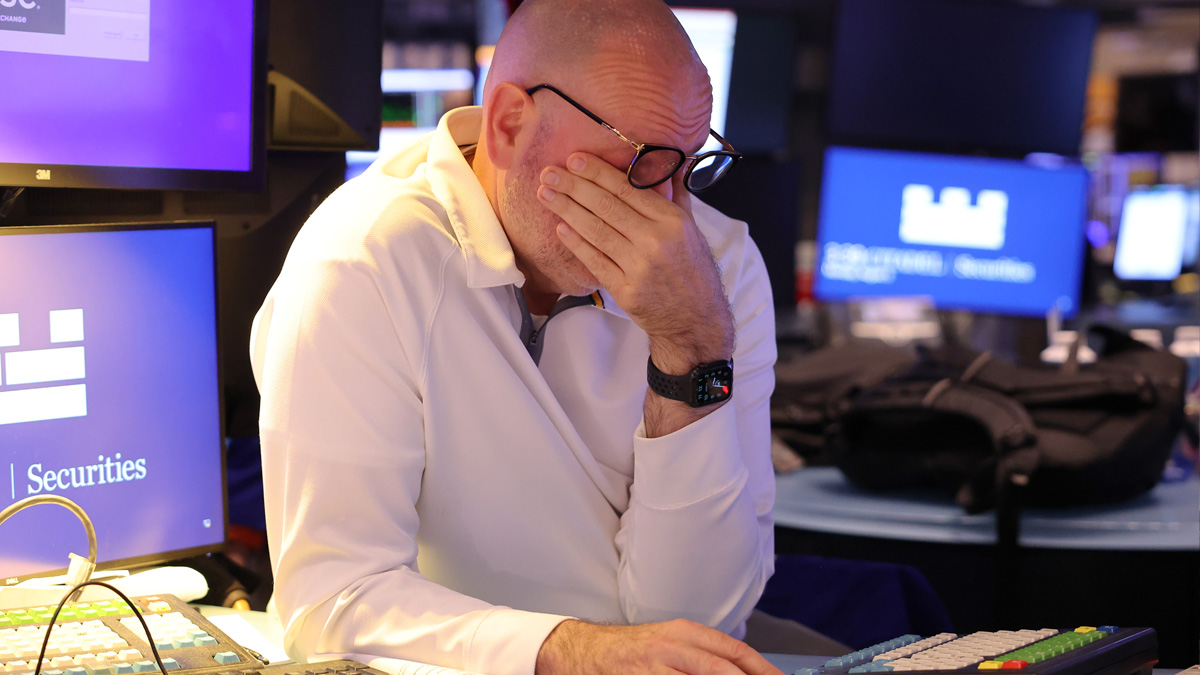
[694,364,733,405]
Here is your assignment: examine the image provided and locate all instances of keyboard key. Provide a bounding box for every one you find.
[160,659,180,671]
[115,663,135,674]
[194,637,218,647]
[213,652,241,665]
[132,661,159,672]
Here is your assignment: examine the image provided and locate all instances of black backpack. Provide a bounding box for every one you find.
[825,326,1193,514]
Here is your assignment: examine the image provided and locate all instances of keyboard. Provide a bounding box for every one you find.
[795,627,1157,675]
[0,593,397,675]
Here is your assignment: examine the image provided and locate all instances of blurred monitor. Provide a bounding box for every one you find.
[267,0,383,152]
[1184,187,1200,269]
[0,222,226,583]
[0,1,265,191]
[828,0,1097,157]
[1115,73,1200,154]
[1113,186,1192,281]
[814,146,1090,318]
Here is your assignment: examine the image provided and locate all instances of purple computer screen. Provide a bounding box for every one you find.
[0,224,225,581]
[0,0,255,172]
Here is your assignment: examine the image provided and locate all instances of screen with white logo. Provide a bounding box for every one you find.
[815,146,1089,317]
[0,222,225,583]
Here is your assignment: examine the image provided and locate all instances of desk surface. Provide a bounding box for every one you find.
[773,467,1200,551]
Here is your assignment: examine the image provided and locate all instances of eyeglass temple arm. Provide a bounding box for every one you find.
[525,84,640,147]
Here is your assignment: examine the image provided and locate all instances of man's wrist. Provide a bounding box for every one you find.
[536,620,585,675]
[647,337,733,377]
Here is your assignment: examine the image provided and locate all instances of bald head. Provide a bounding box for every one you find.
[470,0,716,307]
[484,0,711,121]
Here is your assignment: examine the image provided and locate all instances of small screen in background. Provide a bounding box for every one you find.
[814,146,1090,318]
[1113,188,1191,281]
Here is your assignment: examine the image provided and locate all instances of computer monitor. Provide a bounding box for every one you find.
[0,1,265,191]
[1184,188,1200,270]
[828,0,1097,157]
[1115,73,1200,154]
[0,222,226,584]
[1113,186,1192,281]
[814,146,1090,318]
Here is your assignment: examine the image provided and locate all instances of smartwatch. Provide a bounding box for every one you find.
[647,357,733,408]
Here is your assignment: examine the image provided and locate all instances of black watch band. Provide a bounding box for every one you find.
[646,357,734,408]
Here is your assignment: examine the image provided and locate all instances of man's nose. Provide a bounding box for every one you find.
[651,180,672,200]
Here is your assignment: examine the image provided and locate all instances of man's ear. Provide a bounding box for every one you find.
[483,82,533,171]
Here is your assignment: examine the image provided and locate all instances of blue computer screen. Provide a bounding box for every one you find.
[0,223,225,582]
[814,146,1090,317]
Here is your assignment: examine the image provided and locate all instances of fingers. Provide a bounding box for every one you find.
[662,645,752,675]
[562,152,678,221]
[539,170,635,266]
[556,221,623,287]
[662,620,785,675]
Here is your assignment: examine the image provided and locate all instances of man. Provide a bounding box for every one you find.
[250,1,782,673]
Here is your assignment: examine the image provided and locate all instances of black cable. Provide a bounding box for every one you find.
[33,581,169,675]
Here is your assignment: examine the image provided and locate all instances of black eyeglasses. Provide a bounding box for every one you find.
[525,84,741,193]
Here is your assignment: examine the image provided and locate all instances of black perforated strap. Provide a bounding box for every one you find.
[647,358,689,402]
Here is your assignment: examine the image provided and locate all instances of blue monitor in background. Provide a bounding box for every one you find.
[0,222,226,584]
[814,146,1090,318]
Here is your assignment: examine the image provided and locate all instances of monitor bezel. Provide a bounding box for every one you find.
[0,1,268,193]
[0,220,228,586]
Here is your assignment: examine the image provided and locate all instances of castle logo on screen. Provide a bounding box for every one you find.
[899,184,1009,251]
[0,309,87,426]
[0,0,65,36]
